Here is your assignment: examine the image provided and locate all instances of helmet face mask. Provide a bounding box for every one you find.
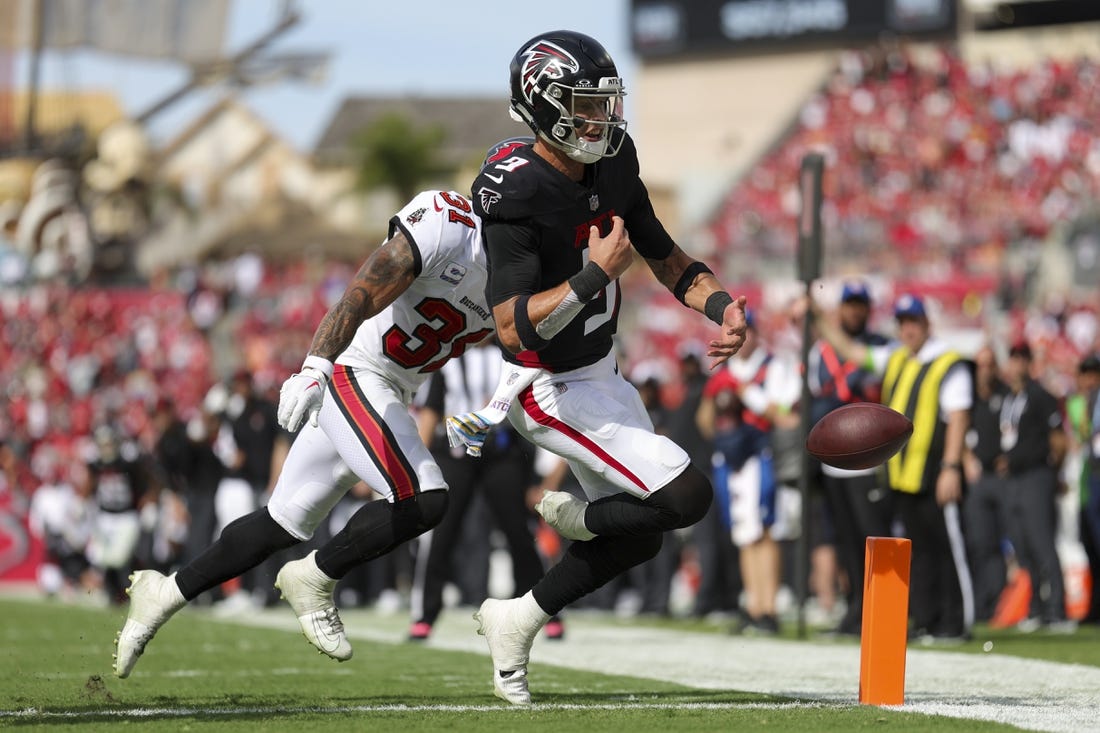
[546,78,625,163]
[509,31,627,164]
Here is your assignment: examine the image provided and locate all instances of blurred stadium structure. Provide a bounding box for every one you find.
[0,0,1098,603]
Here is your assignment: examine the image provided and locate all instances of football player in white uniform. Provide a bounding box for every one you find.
[113,188,494,678]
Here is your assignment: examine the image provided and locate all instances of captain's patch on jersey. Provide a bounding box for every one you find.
[478,187,501,211]
[406,207,427,224]
[441,262,467,285]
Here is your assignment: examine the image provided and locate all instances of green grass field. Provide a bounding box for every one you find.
[2,596,1096,732]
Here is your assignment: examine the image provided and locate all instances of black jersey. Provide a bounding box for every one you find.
[472,131,676,372]
[90,455,150,513]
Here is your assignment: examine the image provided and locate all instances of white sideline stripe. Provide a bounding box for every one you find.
[216,609,1100,733]
[33,668,356,679]
[4,702,822,719]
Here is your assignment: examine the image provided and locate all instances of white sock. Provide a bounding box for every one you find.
[517,590,551,630]
[164,573,187,610]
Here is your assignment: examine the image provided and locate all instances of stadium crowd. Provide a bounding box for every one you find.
[708,44,1100,283]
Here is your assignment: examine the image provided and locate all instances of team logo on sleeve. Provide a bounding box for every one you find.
[440,262,467,285]
[406,207,427,225]
[519,41,580,103]
[478,187,501,211]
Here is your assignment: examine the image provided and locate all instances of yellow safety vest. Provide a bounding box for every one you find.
[881,347,963,493]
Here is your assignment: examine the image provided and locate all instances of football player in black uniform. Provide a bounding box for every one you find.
[466,30,748,704]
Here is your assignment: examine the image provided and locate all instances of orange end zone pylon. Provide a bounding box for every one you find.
[859,537,912,706]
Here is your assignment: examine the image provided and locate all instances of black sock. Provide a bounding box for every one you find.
[532,533,663,615]
[175,508,299,601]
[585,466,712,536]
[584,493,674,535]
[316,490,448,580]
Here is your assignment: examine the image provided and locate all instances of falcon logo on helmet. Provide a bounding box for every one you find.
[509,31,628,164]
[519,41,580,104]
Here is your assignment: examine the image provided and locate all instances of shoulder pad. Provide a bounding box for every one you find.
[471,149,541,221]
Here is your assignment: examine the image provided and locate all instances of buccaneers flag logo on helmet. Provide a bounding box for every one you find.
[519,40,580,104]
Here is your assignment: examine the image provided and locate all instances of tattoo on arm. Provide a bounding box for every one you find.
[646,246,723,312]
[308,232,417,361]
[645,255,681,291]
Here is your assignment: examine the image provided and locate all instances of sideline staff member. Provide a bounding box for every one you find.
[812,293,974,641]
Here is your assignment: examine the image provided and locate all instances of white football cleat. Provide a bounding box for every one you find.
[534,490,596,541]
[474,596,547,705]
[275,551,352,662]
[113,570,187,678]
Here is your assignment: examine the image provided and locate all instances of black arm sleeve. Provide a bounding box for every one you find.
[623,176,676,260]
[484,220,542,306]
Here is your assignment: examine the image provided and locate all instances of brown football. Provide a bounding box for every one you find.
[806,403,913,470]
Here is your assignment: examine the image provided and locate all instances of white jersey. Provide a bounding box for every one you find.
[337,190,494,394]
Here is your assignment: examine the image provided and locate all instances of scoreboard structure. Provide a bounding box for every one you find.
[631,0,1100,59]
[630,0,959,59]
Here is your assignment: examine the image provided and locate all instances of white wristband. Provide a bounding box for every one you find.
[302,355,334,381]
[535,290,585,340]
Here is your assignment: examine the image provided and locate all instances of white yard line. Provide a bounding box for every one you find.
[233,608,1100,733]
[2,702,828,720]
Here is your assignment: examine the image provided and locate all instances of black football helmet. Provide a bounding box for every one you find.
[509,30,627,164]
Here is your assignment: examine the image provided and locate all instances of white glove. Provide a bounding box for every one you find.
[278,359,332,432]
[446,411,494,458]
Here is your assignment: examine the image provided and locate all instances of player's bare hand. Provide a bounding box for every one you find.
[935,467,962,507]
[586,215,633,280]
[707,295,748,370]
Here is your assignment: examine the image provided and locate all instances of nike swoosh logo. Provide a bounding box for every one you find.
[484,172,503,184]
[310,615,341,653]
[433,197,443,212]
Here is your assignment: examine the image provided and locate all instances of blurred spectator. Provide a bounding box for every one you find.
[226,369,291,606]
[146,398,216,582]
[204,382,256,610]
[1000,342,1072,632]
[668,345,741,619]
[175,392,226,577]
[697,310,801,635]
[963,345,1012,621]
[84,424,158,604]
[150,399,191,498]
[226,369,288,502]
[28,463,93,598]
[808,281,891,634]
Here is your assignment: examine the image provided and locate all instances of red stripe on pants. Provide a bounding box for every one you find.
[519,385,649,494]
[332,365,416,500]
